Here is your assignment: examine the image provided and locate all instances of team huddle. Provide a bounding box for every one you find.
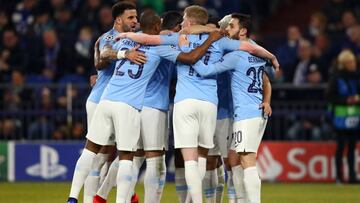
[66,1,279,203]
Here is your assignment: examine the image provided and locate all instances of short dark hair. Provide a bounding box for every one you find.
[231,13,252,37]
[112,1,136,19]
[207,15,220,28]
[161,11,182,30]
[140,10,161,31]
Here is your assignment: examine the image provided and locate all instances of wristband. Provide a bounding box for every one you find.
[117,50,126,59]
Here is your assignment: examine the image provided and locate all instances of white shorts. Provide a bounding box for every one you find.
[208,118,233,158]
[137,106,168,151]
[86,100,140,151]
[86,100,97,128]
[173,99,217,149]
[86,100,116,146]
[231,117,267,153]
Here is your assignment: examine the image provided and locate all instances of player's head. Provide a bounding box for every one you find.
[161,11,183,32]
[226,13,251,40]
[112,1,137,32]
[182,5,208,28]
[140,10,161,35]
[218,14,232,29]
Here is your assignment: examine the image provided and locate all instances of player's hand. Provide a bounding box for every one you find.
[178,34,190,47]
[126,45,147,65]
[259,102,272,118]
[219,29,229,37]
[90,75,97,87]
[270,56,280,72]
[208,30,223,42]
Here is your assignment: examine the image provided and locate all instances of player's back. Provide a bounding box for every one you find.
[175,33,237,105]
[230,50,267,120]
[87,29,119,103]
[143,59,175,111]
[101,38,179,110]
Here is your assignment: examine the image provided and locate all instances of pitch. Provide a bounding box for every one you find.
[0,182,359,203]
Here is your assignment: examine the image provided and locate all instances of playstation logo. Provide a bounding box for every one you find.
[26,145,67,179]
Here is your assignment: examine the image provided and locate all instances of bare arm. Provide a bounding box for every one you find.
[116,32,162,45]
[260,73,272,117]
[100,44,147,66]
[239,42,280,71]
[94,38,110,70]
[179,25,217,35]
[176,31,223,65]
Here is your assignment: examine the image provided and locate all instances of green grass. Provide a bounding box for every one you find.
[0,182,359,203]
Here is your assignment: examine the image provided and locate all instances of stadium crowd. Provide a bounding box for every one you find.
[0,0,360,140]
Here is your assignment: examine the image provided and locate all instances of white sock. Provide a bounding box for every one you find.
[83,153,108,203]
[243,166,261,203]
[99,161,110,186]
[203,169,218,203]
[232,165,246,203]
[226,171,236,203]
[175,168,188,203]
[198,157,207,180]
[96,159,119,199]
[125,156,145,202]
[69,149,96,199]
[116,160,133,203]
[144,155,166,203]
[185,160,202,203]
[216,165,225,203]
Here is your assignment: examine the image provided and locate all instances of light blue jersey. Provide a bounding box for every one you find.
[160,33,241,105]
[87,29,119,103]
[143,59,175,111]
[101,38,180,110]
[192,50,267,121]
[217,72,233,119]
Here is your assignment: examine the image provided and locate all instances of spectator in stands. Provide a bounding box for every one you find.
[0,28,27,79]
[307,12,328,40]
[312,33,334,80]
[27,87,55,140]
[0,10,10,37]
[342,25,360,58]
[71,122,85,140]
[293,39,323,85]
[97,5,113,34]
[322,0,350,32]
[11,0,38,35]
[2,70,33,111]
[74,25,94,77]
[53,6,77,46]
[78,0,102,27]
[341,10,358,31]
[327,49,360,184]
[275,25,302,82]
[0,119,20,140]
[41,28,60,76]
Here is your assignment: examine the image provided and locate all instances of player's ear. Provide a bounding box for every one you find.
[115,16,122,26]
[239,27,247,37]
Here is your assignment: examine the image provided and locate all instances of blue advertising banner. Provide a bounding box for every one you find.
[14,142,84,181]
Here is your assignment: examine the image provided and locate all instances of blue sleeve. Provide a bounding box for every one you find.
[193,52,239,76]
[217,37,241,52]
[156,45,181,63]
[159,33,179,46]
